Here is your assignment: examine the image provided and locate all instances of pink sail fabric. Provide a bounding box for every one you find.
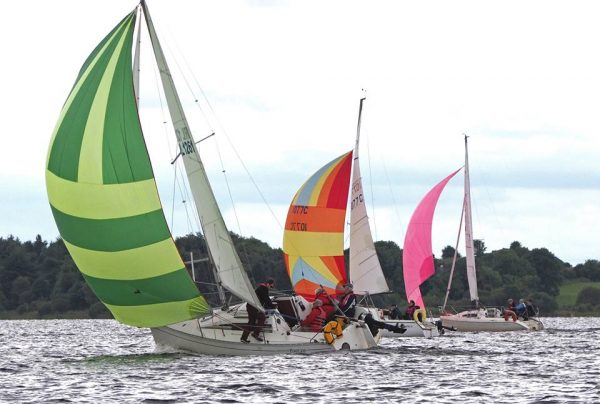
[403,168,462,309]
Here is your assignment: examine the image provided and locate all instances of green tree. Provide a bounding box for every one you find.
[474,239,487,257]
[573,260,600,281]
[576,287,600,307]
[442,245,458,259]
[526,248,563,296]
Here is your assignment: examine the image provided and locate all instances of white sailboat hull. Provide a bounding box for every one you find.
[379,319,441,338]
[440,310,544,332]
[151,304,380,356]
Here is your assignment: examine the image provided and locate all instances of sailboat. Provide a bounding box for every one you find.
[407,136,544,332]
[283,97,409,337]
[45,1,378,355]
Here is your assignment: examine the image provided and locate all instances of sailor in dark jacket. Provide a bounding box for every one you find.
[337,283,357,318]
[241,278,275,343]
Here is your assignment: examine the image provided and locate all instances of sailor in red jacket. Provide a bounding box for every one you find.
[314,288,336,321]
[302,299,328,332]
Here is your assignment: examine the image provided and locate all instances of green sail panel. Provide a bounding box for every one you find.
[45,11,209,328]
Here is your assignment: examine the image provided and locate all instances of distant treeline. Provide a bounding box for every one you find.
[1,234,599,319]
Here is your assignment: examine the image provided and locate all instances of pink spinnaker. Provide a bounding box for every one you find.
[403,168,462,309]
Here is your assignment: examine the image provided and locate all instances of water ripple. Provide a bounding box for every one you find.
[0,318,599,402]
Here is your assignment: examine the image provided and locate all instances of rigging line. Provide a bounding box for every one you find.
[178,51,284,232]
[160,32,275,283]
[365,125,378,240]
[151,53,198,235]
[170,164,177,230]
[165,45,283,285]
[162,28,216,134]
[161,29,261,244]
[382,158,405,240]
[143,15,209,239]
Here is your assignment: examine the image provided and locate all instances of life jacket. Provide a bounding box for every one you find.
[314,292,335,317]
[339,293,356,316]
[302,306,328,332]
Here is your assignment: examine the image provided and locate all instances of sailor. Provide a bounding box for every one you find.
[337,283,357,318]
[405,300,419,319]
[241,278,275,343]
[301,299,328,332]
[515,299,527,318]
[525,299,537,318]
[503,298,517,322]
[315,287,336,321]
[388,304,401,320]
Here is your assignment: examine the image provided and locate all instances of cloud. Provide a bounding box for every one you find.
[1,0,599,267]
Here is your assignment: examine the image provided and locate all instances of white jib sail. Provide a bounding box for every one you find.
[141,3,263,310]
[463,136,479,302]
[349,98,390,295]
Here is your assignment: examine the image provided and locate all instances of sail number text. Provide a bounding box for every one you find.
[290,205,308,231]
[179,139,195,155]
[176,127,195,156]
[351,194,364,210]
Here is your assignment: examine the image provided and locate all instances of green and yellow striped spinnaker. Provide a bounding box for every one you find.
[45,11,209,328]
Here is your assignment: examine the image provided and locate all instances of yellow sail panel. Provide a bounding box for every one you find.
[46,171,161,220]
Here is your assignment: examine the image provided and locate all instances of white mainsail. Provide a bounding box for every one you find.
[463,136,479,303]
[349,97,390,295]
[141,2,263,310]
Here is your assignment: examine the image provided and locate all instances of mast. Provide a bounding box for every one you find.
[140,1,263,311]
[349,96,389,295]
[463,135,479,305]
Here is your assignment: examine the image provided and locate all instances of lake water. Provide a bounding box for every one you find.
[1,318,598,403]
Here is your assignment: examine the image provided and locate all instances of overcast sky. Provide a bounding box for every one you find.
[0,0,598,265]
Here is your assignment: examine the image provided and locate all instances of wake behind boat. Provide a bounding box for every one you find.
[45,1,378,355]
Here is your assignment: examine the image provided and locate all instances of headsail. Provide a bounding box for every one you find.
[141,2,263,311]
[348,98,389,295]
[403,169,461,308]
[46,10,209,328]
[283,152,353,299]
[463,136,479,303]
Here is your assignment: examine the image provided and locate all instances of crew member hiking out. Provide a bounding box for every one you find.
[241,278,275,343]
